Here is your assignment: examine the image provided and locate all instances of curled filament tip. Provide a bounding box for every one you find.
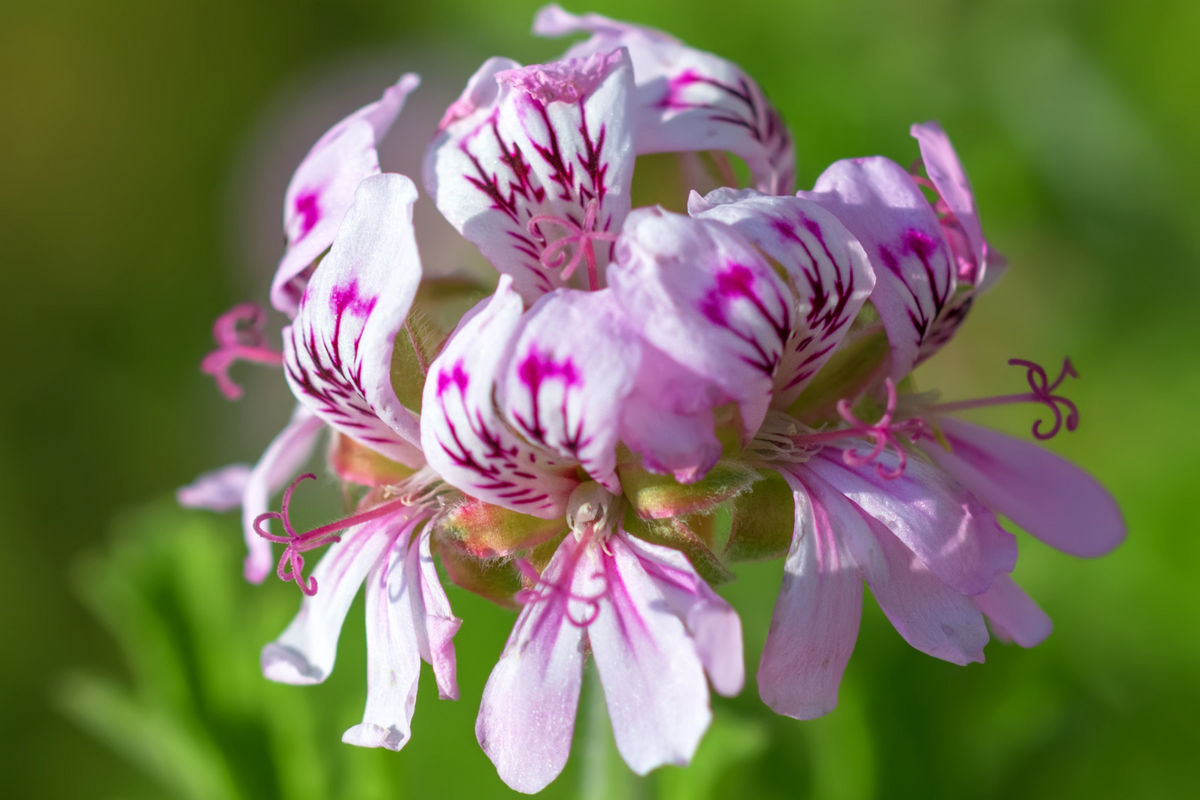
[1008,357,1079,440]
[202,302,284,400]
[254,473,412,596]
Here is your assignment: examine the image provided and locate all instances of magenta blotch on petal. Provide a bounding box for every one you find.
[273,74,420,316]
[610,207,791,441]
[420,278,579,518]
[690,189,877,406]
[284,174,426,468]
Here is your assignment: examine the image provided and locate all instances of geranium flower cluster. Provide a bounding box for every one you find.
[180,6,1125,794]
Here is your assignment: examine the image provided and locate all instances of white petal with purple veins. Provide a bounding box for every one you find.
[610,207,791,439]
[420,279,578,518]
[535,5,794,194]
[691,189,877,406]
[498,288,641,493]
[284,174,426,468]
[799,157,955,380]
[425,49,635,302]
[273,74,420,316]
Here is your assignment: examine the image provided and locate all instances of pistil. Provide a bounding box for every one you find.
[927,358,1079,440]
[526,197,617,291]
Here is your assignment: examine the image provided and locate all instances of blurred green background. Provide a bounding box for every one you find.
[2,0,1198,797]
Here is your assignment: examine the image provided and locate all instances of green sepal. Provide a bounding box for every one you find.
[391,278,488,412]
[787,322,890,425]
[432,534,523,610]
[623,506,736,586]
[436,499,566,559]
[725,469,795,562]
[619,459,759,520]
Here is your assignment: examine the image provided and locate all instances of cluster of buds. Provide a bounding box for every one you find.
[180,6,1124,794]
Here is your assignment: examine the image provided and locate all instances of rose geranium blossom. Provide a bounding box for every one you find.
[183,4,1125,794]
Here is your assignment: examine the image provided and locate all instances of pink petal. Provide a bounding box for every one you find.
[420,279,579,518]
[974,574,1052,648]
[240,406,325,583]
[919,417,1125,558]
[261,513,403,685]
[590,532,713,775]
[622,533,745,697]
[342,519,425,751]
[799,157,955,380]
[618,377,722,484]
[425,49,636,302]
[177,463,251,513]
[498,289,641,493]
[273,74,419,317]
[797,466,989,665]
[691,189,877,406]
[757,465,863,719]
[476,534,587,794]
[609,207,791,440]
[808,448,1016,596]
[534,5,794,194]
[911,122,985,286]
[283,174,426,468]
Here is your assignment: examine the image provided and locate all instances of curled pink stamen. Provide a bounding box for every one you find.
[526,198,617,291]
[928,357,1079,441]
[834,378,929,480]
[514,557,609,628]
[201,302,285,400]
[253,473,410,596]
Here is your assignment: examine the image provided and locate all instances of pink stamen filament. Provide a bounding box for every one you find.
[527,197,617,292]
[928,358,1079,440]
[253,473,411,596]
[792,378,928,480]
[202,303,284,400]
[513,525,610,627]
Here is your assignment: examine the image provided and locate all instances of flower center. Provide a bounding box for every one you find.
[513,482,617,627]
[526,197,618,291]
[201,303,284,400]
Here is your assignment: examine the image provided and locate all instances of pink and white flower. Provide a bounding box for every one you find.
[182,5,1127,792]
